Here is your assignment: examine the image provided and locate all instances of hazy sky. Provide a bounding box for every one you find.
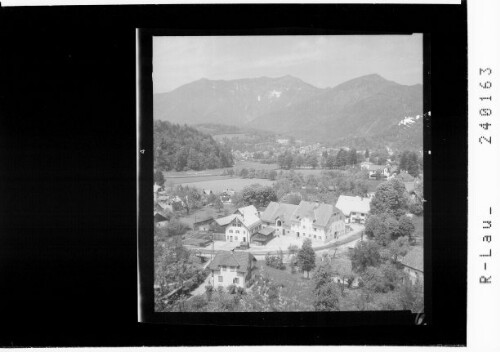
[153,34,422,94]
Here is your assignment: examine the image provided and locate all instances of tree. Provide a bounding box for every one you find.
[241,184,278,208]
[268,169,278,180]
[307,154,318,169]
[297,238,316,278]
[348,148,358,165]
[364,213,400,246]
[312,263,340,311]
[294,154,305,168]
[325,154,336,169]
[365,149,370,159]
[214,197,224,213]
[370,178,409,218]
[388,236,411,263]
[397,216,416,242]
[350,240,381,273]
[154,170,165,187]
[282,193,302,205]
[362,263,402,293]
[240,168,249,178]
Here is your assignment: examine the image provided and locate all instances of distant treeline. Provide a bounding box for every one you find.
[154,120,234,172]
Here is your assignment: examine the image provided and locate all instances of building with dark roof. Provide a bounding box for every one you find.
[209,251,257,288]
[260,201,299,237]
[260,200,345,243]
[399,247,424,285]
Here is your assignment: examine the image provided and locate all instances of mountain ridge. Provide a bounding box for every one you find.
[154,74,423,148]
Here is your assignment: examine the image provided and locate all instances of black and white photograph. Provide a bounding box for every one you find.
[152,35,426,313]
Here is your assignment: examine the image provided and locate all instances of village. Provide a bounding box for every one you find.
[154,152,424,312]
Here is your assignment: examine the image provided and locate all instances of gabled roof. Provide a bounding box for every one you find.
[404,182,416,194]
[208,251,256,273]
[214,205,261,229]
[291,201,343,228]
[368,164,386,171]
[335,195,371,216]
[400,247,423,272]
[397,171,416,182]
[260,201,298,225]
[257,226,275,236]
[193,217,214,225]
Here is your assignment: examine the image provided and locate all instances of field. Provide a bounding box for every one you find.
[212,133,247,141]
[180,177,275,193]
[234,160,279,170]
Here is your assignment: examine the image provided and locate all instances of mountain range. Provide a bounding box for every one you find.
[154,74,423,149]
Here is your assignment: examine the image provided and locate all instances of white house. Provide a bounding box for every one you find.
[214,205,262,244]
[399,247,424,285]
[335,195,371,224]
[209,251,257,289]
[260,201,299,237]
[290,201,345,243]
[260,201,345,243]
[367,164,391,179]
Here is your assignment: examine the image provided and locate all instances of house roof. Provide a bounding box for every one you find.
[154,212,168,223]
[193,217,214,226]
[257,226,275,236]
[335,195,371,216]
[291,201,343,228]
[400,247,423,272]
[208,251,256,273]
[404,181,416,194]
[398,172,416,182]
[260,201,298,226]
[368,164,386,171]
[214,205,261,229]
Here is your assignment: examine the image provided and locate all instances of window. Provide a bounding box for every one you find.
[236,230,240,234]
[222,266,227,271]
[243,237,246,242]
[319,236,322,240]
[229,230,233,233]
[303,225,305,229]
[314,235,316,239]
[218,276,223,282]
[303,233,305,237]
[314,228,317,231]
[235,236,238,241]
[233,278,239,284]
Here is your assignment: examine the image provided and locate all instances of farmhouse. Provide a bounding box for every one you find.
[335,195,371,224]
[214,205,262,244]
[260,201,299,237]
[399,247,424,285]
[367,164,391,179]
[209,251,257,289]
[290,201,345,243]
[193,217,214,232]
[251,226,276,246]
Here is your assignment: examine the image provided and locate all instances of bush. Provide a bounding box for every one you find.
[246,277,255,288]
[265,252,286,270]
[236,287,246,295]
[227,284,237,294]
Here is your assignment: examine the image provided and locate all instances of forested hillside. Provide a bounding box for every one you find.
[154,120,234,171]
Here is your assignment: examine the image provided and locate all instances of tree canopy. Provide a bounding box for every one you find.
[370,178,409,218]
[154,120,234,172]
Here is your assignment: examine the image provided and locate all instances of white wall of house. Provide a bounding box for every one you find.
[212,266,247,288]
[225,219,261,243]
[403,267,423,285]
[290,216,345,243]
[349,212,367,224]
